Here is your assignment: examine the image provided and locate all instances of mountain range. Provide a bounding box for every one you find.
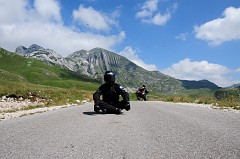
[15,44,220,93]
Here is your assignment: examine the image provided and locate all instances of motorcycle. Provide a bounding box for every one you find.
[135,91,148,101]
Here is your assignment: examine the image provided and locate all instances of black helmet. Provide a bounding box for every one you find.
[104,71,115,83]
[143,85,146,87]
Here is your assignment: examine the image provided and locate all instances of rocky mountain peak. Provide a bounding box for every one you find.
[28,44,44,52]
[15,44,77,71]
[14,44,185,93]
[15,46,27,56]
[15,44,44,55]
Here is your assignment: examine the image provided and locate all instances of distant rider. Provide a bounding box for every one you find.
[93,71,130,114]
[136,85,149,101]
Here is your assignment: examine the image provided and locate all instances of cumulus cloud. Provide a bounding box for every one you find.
[161,58,240,87]
[73,5,118,31]
[119,46,158,71]
[136,0,177,25]
[0,0,124,56]
[34,0,62,23]
[194,7,240,45]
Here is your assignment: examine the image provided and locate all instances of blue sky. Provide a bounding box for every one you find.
[0,0,240,87]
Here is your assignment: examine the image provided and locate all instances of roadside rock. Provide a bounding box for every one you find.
[0,96,90,121]
[0,94,46,112]
[0,104,72,121]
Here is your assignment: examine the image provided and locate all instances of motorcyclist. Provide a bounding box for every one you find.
[93,71,130,114]
[136,85,149,101]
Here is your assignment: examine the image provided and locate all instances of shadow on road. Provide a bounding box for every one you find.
[83,112,99,115]
[83,112,124,116]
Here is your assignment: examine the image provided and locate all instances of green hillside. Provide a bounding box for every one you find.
[0,48,100,108]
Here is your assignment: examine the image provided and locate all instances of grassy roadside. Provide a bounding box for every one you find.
[0,79,97,113]
[130,88,240,110]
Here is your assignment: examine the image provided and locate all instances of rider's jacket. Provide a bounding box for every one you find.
[93,83,129,105]
[136,87,148,94]
[139,87,145,92]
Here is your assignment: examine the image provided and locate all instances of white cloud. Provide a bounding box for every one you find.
[0,0,28,24]
[0,0,124,56]
[73,5,117,31]
[195,7,240,45]
[150,12,171,25]
[119,46,157,71]
[140,0,159,12]
[34,0,62,23]
[136,10,152,19]
[136,0,177,26]
[161,58,240,87]
[175,32,188,41]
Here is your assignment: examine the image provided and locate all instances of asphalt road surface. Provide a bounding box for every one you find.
[0,101,240,159]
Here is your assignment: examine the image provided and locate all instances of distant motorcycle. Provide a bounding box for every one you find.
[135,90,148,101]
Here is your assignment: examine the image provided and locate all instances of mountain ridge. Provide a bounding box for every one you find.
[180,79,220,90]
[15,44,183,93]
[14,44,221,93]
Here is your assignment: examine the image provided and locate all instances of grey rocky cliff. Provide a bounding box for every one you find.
[15,44,77,71]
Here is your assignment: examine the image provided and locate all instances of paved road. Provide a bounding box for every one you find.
[0,101,239,159]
